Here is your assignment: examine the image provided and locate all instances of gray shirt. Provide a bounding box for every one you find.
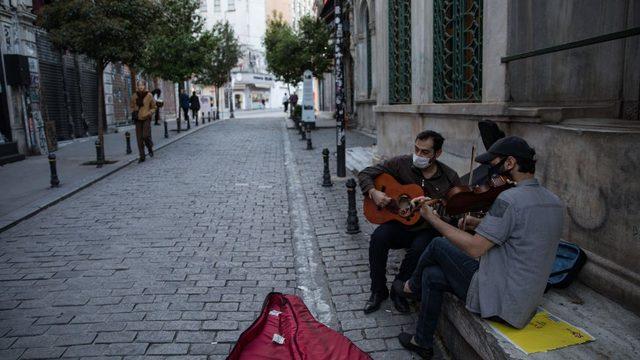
[466,178,564,328]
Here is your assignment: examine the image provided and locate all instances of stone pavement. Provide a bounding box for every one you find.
[0,113,441,359]
[0,113,222,232]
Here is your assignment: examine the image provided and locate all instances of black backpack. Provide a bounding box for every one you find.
[545,241,587,291]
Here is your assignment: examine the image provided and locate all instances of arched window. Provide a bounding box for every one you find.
[388,0,411,104]
[433,0,482,102]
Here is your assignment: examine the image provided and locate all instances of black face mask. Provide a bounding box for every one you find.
[489,157,509,178]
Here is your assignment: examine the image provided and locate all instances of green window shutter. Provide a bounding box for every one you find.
[434,0,482,103]
[388,0,412,104]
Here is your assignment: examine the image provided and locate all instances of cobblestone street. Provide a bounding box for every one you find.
[0,113,441,359]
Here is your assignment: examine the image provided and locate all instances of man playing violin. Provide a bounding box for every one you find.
[357,130,461,314]
[392,136,565,359]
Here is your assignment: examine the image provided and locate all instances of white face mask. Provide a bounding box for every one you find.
[412,153,431,169]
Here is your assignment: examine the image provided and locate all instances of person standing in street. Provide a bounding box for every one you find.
[179,89,190,124]
[282,93,289,112]
[189,91,201,123]
[290,93,298,109]
[130,80,156,163]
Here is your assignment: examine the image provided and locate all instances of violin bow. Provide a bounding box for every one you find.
[462,145,476,230]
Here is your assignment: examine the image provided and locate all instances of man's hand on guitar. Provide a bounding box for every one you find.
[458,215,481,231]
[369,189,392,208]
[418,197,441,222]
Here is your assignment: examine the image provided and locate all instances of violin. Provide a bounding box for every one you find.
[438,175,515,216]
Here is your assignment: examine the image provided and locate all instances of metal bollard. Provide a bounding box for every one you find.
[125,132,132,154]
[48,153,60,188]
[346,178,361,234]
[177,117,181,133]
[208,111,211,122]
[322,148,333,187]
[300,123,307,141]
[164,120,169,138]
[306,125,313,150]
[95,140,104,168]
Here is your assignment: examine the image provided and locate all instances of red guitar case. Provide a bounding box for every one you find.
[228,292,372,360]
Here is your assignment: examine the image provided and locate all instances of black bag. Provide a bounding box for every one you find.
[545,241,587,291]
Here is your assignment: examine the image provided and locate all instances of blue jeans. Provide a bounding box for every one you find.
[408,237,479,347]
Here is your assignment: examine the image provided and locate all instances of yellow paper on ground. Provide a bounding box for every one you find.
[487,309,595,354]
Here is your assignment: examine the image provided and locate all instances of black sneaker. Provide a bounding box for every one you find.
[398,332,433,359]
[138,157,145,163]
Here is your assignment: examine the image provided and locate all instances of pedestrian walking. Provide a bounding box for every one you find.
[130,80,156,163]
[179,89,190,123]
[282,93,289,112]
[261,98,266,109]
[290,93,299,109]
[189,91,201,122]
[151,88,163,126]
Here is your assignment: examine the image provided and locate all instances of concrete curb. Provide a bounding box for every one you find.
[0,118,227,233]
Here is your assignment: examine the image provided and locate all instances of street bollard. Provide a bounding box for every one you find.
[346,178,361,234]
[300,124,307,141]
[186,116,191,130]
[164,120,169,138]
[322,148,333,187]
[125,132,132,154]
[306,125,313,150]
[95,140,104,168]
[208,111,211,122]
[48,153,60,188]
[177,117,181,133]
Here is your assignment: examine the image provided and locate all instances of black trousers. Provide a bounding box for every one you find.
[369,221,440,295]
[181,107,189,121]
[191,109,199,121]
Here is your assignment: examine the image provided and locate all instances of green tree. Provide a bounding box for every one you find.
[140,0,211,86]
[264,13,303,87]
[297,15,333,79]
[264,13,333,87]
[37,0,155,159]
[196,21,241,119]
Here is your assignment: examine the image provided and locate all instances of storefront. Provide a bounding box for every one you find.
[231,72,275,110]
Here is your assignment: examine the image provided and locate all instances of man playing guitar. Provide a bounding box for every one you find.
[358,130,461,314]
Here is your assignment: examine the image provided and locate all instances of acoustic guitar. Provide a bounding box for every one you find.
[363,173,439,226]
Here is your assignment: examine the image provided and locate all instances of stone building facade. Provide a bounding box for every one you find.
[349,0,640,315]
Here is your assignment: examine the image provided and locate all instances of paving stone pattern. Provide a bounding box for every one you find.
[0,115,442,359]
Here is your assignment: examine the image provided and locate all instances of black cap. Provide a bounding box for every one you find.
[475,136,535,164]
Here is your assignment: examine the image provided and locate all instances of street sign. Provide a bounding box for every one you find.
[302,70,315,125]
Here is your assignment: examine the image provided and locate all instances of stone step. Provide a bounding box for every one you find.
[438,282,640,359]
[346,146,375,174]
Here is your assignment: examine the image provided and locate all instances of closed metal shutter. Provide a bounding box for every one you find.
[36,32,72,140]
[78,56,99,136]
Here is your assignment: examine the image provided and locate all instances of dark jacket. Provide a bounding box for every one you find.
[189,95,201,110]
[179,93,190,109]
[358,155,461,199]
